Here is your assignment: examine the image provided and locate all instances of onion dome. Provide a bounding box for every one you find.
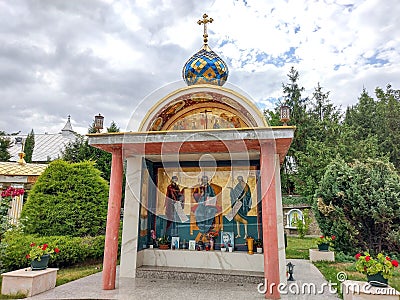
[182,14,229,86]
[183,45,229,86]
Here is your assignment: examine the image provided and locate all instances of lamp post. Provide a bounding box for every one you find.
[280,104,290,126]
[287,262,295,281]
[94,114,104,133]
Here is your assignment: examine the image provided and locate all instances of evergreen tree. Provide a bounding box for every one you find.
[294,83,342,201]
[344,84,400,170]
[107,121,120,133]
[264,67,310,194]
[281,66,309,155]
[20,160,109,237]
[0,131,11,162]
[314,158,400,254]
[344,88,377,139]
[24,129,35,163]
[374,84,400,169]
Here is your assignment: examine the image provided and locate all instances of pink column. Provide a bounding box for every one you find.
[260,141,280,299]
[102,147,123,290]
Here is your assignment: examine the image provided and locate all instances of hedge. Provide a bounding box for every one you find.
[1,230,105,272]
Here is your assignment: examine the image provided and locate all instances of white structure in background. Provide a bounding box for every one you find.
[7,116,77,163]
[285,208,303,229]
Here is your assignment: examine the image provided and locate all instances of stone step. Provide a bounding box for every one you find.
[136,266,264,284]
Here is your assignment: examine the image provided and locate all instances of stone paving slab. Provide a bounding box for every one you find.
[29,259,340,299]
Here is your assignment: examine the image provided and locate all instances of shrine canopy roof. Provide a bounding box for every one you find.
[87,126,295,165]
[88,84,295,164]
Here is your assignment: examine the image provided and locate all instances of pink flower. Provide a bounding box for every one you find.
[355,253,361,260]
[331,235,336,240]
[30,243,36,247]
[42,244,48,250]
[365,256,371,262]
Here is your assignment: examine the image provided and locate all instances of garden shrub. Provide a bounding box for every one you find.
[20,160,109,237]
[314,158,400,255]
[1,229,105,272]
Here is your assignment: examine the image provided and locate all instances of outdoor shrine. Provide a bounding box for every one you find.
[88,14,295,299]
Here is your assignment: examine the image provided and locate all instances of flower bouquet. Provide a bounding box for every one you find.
[26,242,60,270]
[355,252,398,286]
[157,235,169,249]
[316,235,335,251]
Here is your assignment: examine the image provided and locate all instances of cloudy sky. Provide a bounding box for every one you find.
[1,0,399,135]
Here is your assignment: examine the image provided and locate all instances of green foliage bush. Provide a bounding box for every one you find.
[314,158,400,255]
[20,160,109,237]
[1,229,105,272]
[295,208,311,238]
[334,251,356,263]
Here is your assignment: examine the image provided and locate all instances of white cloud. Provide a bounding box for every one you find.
[0,0,399,135]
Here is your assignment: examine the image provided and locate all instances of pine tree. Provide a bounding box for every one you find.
[0,131,11,162]
[107,121,120,133]
[24,129,35,163]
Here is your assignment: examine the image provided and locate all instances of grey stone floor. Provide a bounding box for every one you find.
[29,259,340,299]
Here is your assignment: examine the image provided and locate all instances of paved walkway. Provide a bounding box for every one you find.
[29,259,340,299]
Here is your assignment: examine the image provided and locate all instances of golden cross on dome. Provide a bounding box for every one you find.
[197,13,213,45]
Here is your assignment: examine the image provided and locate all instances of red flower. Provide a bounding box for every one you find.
[30,243,36,247]
[331,235,336,240]
[365,256,371,262]
[320,236,324,239]
[42,244,48,250]
[54,247,60,253]
[355,253,361,260]
[26,254,30,259]
[386,256,391,261]
[392,260,399,267]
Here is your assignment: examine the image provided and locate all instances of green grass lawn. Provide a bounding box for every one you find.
[286,235,318,259]
[55,262,102,286]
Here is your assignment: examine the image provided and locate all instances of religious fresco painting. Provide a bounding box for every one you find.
[137,165,262,250]
[147,91,259,131]
[169,107,246,130]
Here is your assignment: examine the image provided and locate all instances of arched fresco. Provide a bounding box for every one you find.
[139,85,268,132]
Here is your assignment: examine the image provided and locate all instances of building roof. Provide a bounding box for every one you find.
[8,132,77,162]
[0,161,48,176]
[7,117,78,163]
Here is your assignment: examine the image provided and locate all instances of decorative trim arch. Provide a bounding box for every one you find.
[138,84,268,131]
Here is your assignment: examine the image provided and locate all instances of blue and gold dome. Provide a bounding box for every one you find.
[182,45,229,86]
[182,14,229,86]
